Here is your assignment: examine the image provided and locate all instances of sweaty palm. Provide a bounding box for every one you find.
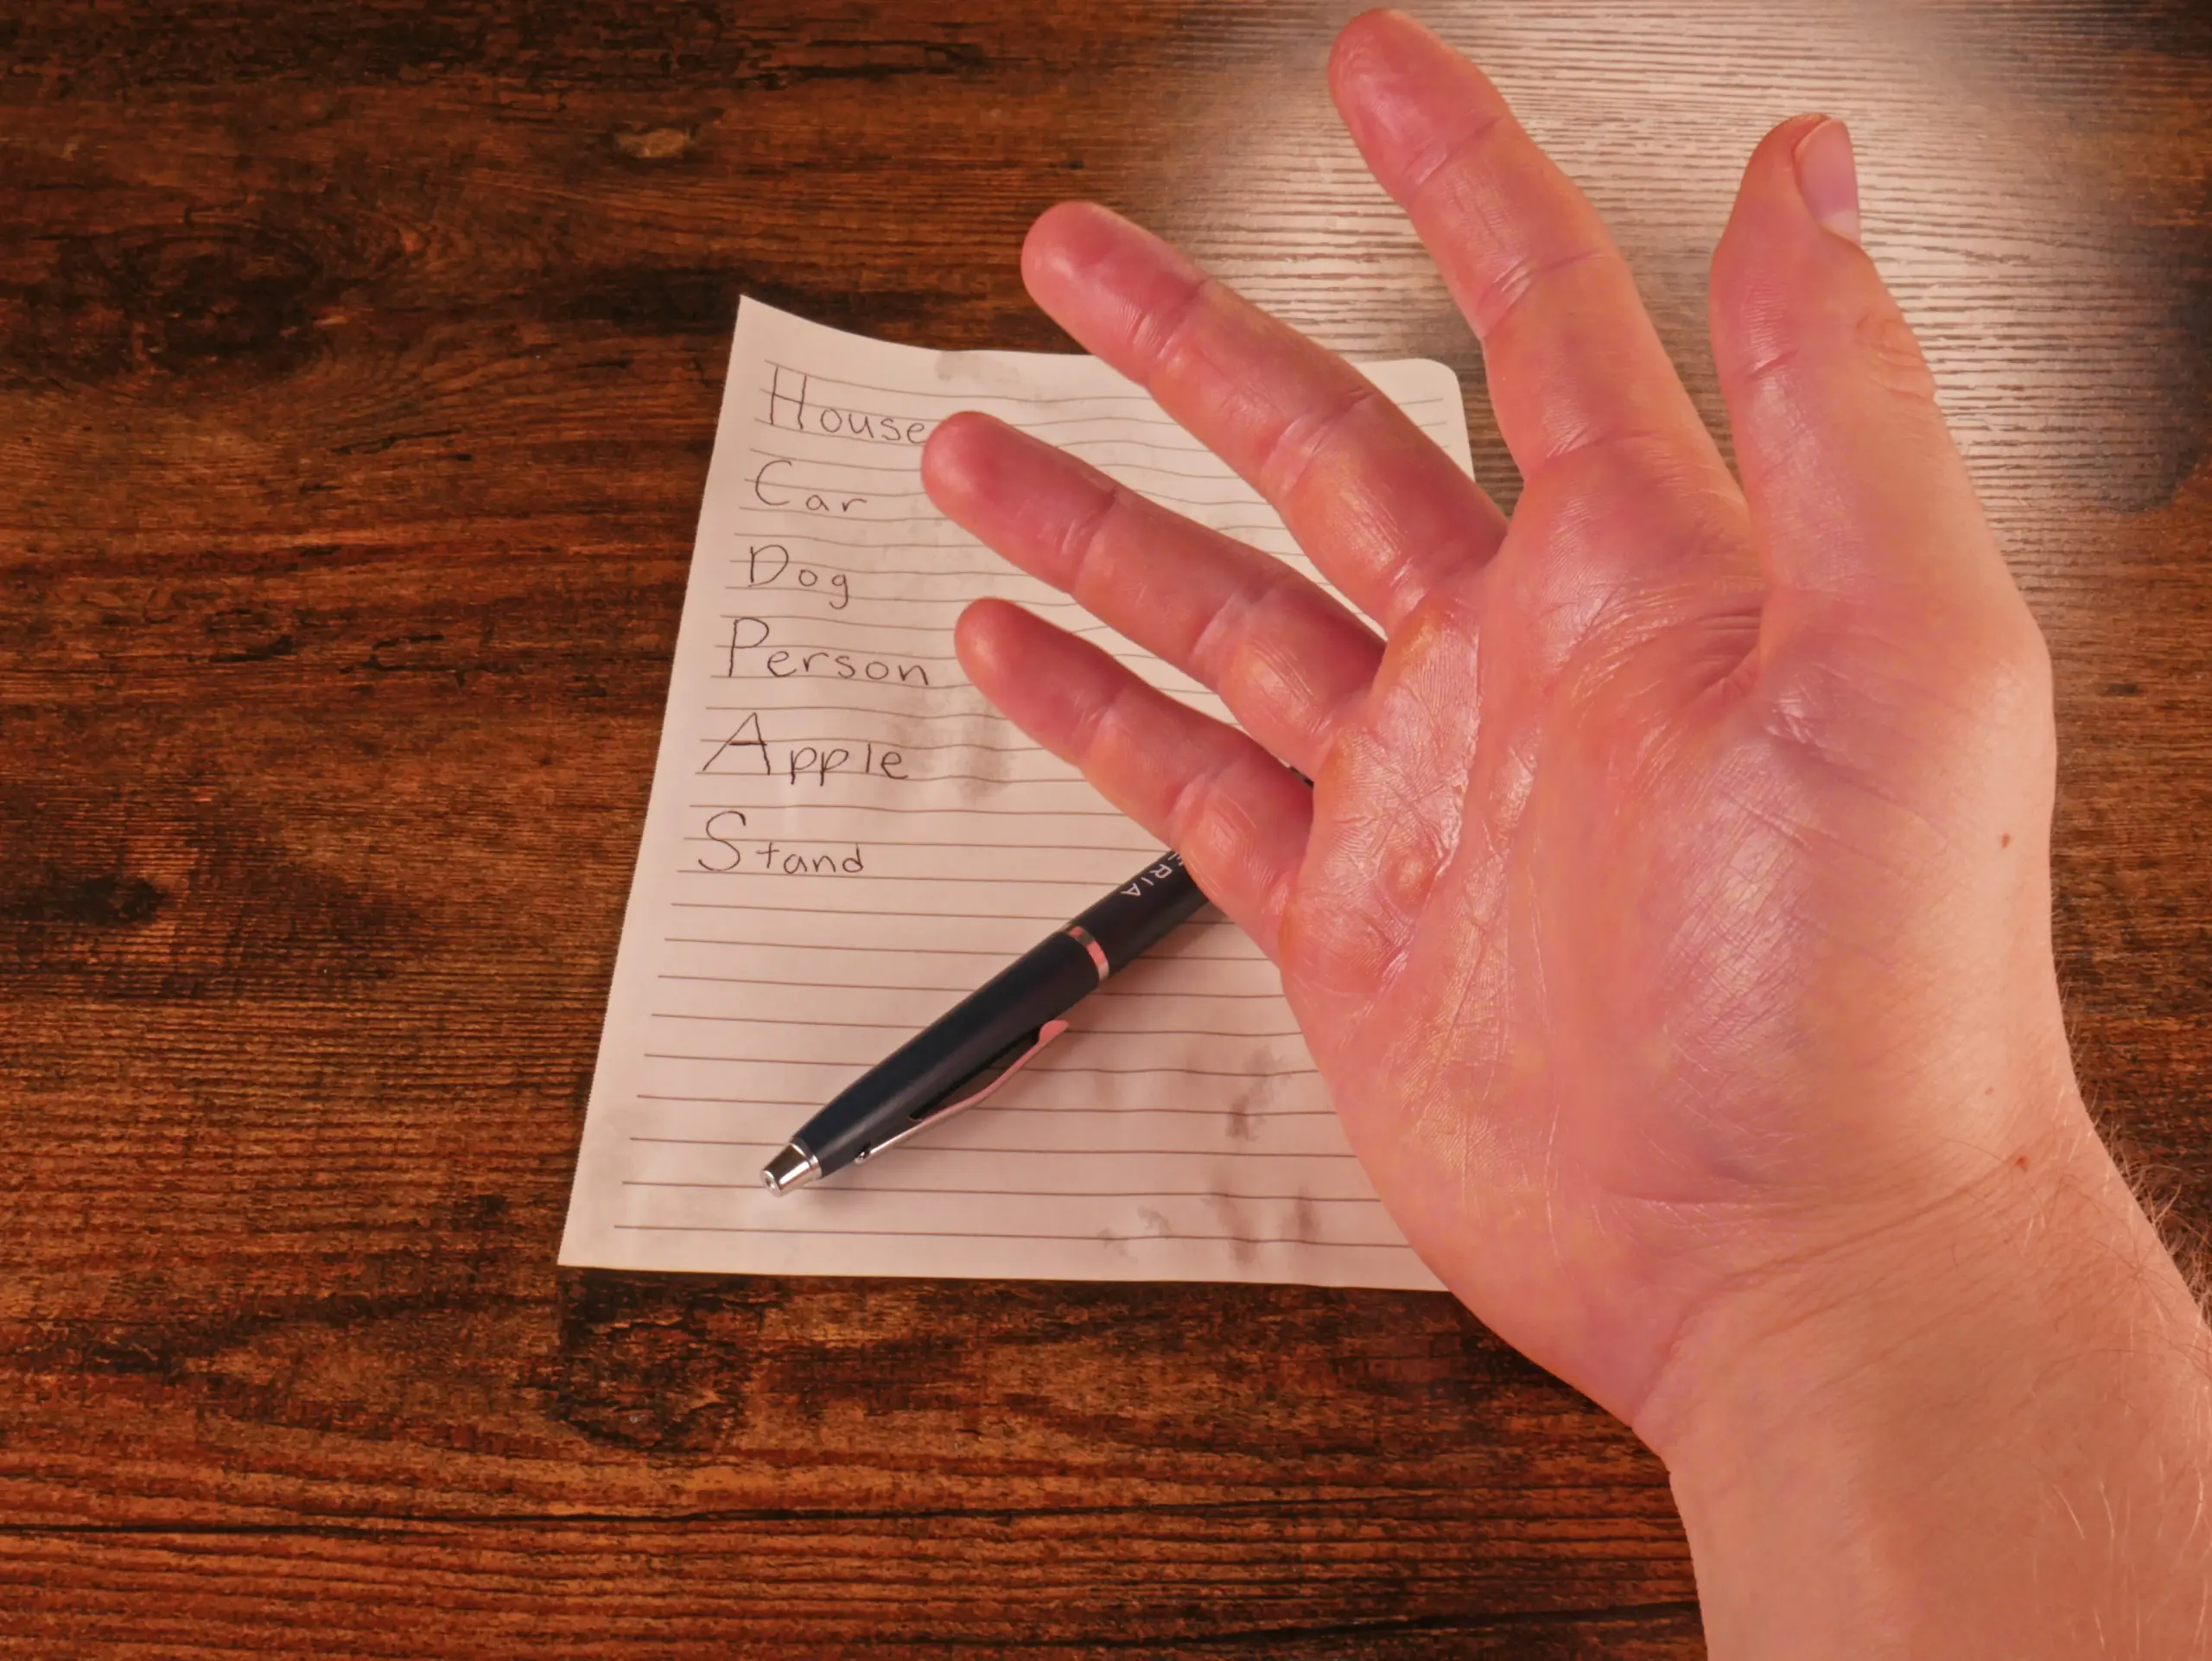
[924,13,2068,1429]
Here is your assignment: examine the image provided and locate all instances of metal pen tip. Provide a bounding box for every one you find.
[761,1142,821,1196]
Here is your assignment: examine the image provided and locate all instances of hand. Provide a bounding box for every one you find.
[926,5,2058,1428]
[925,12,2212,1651]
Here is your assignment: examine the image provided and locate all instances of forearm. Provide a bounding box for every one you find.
[1643,1118,2212,1658]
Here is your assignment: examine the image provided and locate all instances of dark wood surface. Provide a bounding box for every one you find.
[3,3,2206,1653]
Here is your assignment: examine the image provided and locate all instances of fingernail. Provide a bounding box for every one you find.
[1793,118,1860,244]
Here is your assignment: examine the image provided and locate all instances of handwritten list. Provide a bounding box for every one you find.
[558,298,1465,1289]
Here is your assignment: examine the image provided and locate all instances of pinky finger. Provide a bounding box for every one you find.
[955,598,1313,958]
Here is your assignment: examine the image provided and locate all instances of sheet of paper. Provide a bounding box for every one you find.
[559,298,1465,1289]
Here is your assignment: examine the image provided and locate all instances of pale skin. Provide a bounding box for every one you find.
[918,10,2212,1657]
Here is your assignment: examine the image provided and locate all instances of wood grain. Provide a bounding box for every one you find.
[1,1,2205,1652]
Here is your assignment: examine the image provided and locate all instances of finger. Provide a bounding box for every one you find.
[1329,11,1729,493]
[924,411,1383,776]
[1708,117,2031,653]
[955,597,1313,955]
[1020,200,1507,630]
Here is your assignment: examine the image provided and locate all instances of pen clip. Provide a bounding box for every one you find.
[853,1018,1071,1163]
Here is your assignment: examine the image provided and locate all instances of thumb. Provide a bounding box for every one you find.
[1711,116,2036,669]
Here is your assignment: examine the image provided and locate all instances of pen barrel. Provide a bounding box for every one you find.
[1068,851,1208,973]
[802,932,1101,1174]
[787,851,1211,1180]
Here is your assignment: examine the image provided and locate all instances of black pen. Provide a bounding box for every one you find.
[761,850,1209,1193]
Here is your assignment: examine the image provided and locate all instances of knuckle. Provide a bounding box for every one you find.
[1856,309,1937,401]
[1128,268,1217,381]
[1068,670,1140,767]
[1255,379,1380,506]
[1471,240,1612,340]
[1158,755,1221,853]
[1732,300,1937,410]
[1053,475,1126,596]
[1521,423,1693,500]
[1730,321,1808,392]
[1952,600,2053,715]
[1400,107,1509,203]
[1186,562,1286,685]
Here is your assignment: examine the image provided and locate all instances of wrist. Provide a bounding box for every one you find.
[1639,1108,2212,1659]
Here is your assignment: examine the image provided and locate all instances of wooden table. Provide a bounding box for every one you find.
[4,3,2205,1652]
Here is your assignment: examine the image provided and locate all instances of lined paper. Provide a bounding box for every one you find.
[558,298,1465,1289]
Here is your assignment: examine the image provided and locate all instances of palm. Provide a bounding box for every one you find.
[1275,530,1805,1411]
[924,13,2058,1428]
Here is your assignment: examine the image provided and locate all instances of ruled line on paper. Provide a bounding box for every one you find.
[648,1013,1306,1038]
[612,1225,1419,1248]
[654,975,1293,997]
[708,613,1133,640]
[727,501,1311,533]
[665,872,1188,886]
[627,1107,1351,1126]
[745,448,1343,493]
[716,546,1309,566]
[747,410,1441,462]
[755,358,1454,411]
[641,1053,1318,1075]
[682,802,1141,816]
[664,901,1243,923]
[673,825,1163,844]
[628,1134,1369,1155]
[661,937,1273,963]
[557,296,1467,1290]
[630,1182,1387,1201]
[684,770,1141,788]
